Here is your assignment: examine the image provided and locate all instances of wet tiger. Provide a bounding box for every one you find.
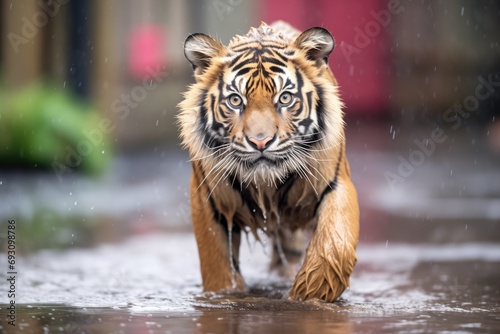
[178,22,359,302]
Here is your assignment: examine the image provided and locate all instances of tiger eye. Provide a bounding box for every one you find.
[228,94,242,108]
[279,92,293,106]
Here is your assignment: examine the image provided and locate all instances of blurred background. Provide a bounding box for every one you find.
[0,0,499,251]
[1,2,500,332]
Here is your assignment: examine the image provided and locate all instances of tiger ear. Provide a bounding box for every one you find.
[294,27,335,64]
[184,33,225,76]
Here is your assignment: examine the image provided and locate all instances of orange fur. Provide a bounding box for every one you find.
[178,22,359,302]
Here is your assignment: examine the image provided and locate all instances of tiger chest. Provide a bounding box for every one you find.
[222,177,320,235]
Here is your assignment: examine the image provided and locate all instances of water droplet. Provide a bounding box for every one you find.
[461,7,464,16]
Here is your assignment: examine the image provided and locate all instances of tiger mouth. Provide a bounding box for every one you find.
[250,156,277,166]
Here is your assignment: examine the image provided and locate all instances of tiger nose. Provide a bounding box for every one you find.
[246,134,275,151]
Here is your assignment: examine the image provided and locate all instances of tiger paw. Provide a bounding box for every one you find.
[288,258,347,302]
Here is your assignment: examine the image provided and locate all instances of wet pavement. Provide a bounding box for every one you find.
[1,122,500,333]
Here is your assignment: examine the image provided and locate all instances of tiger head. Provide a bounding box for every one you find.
[178,23,344,186]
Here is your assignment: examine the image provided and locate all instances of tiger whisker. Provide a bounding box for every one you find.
[196,149,232,193]
[206,157,238,201]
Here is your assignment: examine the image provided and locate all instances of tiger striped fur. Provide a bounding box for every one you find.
[178,22,359,302]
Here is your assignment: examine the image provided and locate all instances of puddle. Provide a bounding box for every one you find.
[1,233,499,333]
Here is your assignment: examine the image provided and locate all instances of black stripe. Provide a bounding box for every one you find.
[269,66,285,74]
[210,90,227,136]
[230,174,262,217]
[261,57,286,67]
[202,131,226,151]
[197,90,208,132]
[278,173,298,208]
[231,55,253,72]
[230,41,258,50]
[314,143,343,216]
[236,67,252,77]
[296,69,304,91]
[297,117,313,132]
[314,84,326,132]
[274,51,290,63]
[228,52,246,68]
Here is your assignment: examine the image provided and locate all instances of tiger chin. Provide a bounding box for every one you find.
[177,21,359,303]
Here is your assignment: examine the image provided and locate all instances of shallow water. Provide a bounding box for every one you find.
[1,233,499,333]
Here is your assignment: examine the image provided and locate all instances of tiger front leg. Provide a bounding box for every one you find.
[289,176,359,302]
[190,174,246,293]
[270,228,307,280]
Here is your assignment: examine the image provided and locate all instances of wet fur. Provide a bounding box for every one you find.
[178,22,359,302]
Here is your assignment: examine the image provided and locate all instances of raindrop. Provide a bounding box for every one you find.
[74,201,77,206]
[102,150,105,154]
[465,224,468,230]
[461,7,464,16]
[450,170,453,176]
[385,240,389,248]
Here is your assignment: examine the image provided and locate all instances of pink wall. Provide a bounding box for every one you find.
[259,0,394,116]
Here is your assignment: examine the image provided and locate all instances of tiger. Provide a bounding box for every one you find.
[178,21,359,302]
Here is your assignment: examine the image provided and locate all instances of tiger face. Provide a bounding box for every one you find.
[178,23,344,186]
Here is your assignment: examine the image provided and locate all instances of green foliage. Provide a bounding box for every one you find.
[2,209,99,253]
[0,83,111,174]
